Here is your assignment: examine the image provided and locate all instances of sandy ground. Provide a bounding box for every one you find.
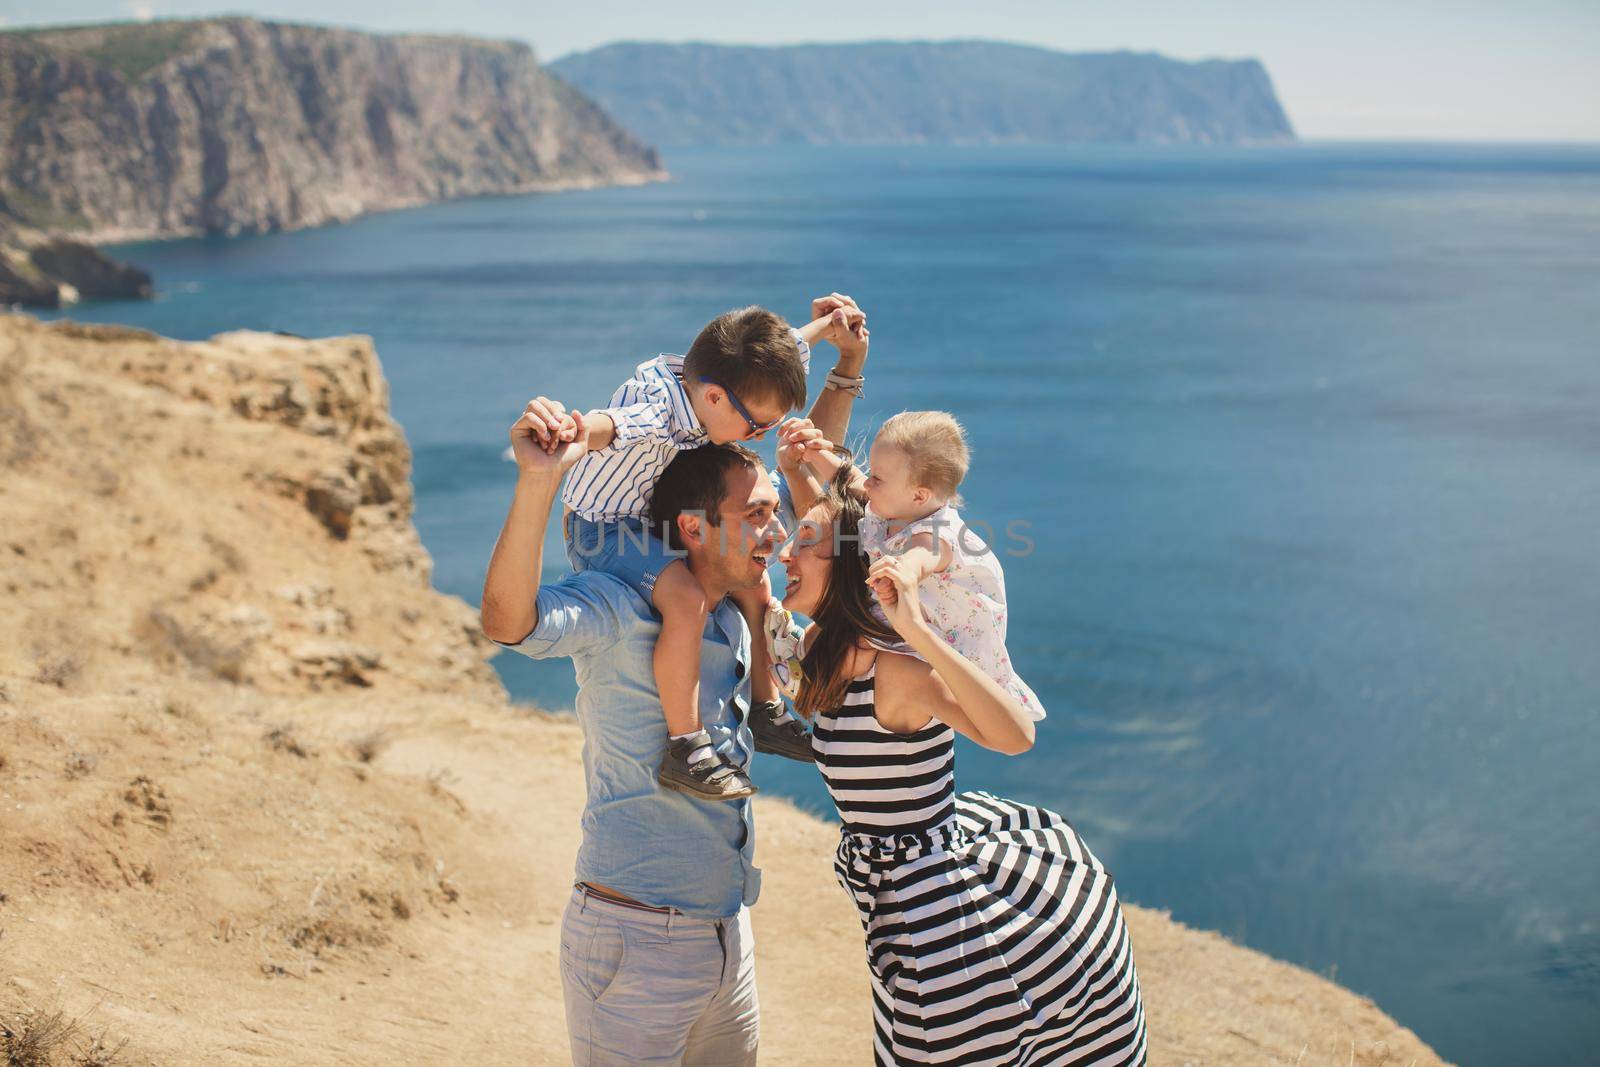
[0,314,1448,1065]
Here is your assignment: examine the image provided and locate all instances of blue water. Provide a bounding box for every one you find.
[39,143,1600,1065]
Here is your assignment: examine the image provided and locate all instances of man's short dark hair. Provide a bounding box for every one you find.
[683,306,808,414]
[650,444,765,551]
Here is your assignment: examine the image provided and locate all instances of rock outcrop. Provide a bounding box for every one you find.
[0,212,152,308]
[0,18,665,243]
[0,314,496,697]
[551,41,1297,146]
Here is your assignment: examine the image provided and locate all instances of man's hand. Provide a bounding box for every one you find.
[832,314,869,362]
[812,292,861,325]
[509,398,588,474]
[807,293,865,348]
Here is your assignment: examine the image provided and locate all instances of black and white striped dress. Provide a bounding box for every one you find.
[812,665,1147,1066]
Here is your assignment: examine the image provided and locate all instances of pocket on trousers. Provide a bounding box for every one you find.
[562,919,627,1004]
[593,924,721,1017]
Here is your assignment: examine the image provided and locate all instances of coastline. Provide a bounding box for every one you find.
[0,314,1448,1065]
[79,169,672,247]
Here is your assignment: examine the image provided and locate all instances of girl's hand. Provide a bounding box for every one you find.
[868,555,929,639]
[776,418,837,474]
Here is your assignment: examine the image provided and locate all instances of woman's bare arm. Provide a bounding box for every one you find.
[870,559,1034,754]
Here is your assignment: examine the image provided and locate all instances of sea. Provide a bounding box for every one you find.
[40,142,1600,1065]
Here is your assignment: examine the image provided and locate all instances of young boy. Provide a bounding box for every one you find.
[523,298,865,799]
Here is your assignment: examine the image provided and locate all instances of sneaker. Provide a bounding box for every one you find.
[659,729,758,801]
[750,700,816,763]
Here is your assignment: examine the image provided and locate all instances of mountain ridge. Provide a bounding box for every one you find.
[551,39,1295,147]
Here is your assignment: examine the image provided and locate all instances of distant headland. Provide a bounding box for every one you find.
[550,40,1297,147]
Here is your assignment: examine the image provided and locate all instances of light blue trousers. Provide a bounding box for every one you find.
[560,886,759,1066]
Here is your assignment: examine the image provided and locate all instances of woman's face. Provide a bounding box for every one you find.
[778,504,835,617]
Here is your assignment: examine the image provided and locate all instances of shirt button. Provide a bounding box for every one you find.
[734,662,746,679]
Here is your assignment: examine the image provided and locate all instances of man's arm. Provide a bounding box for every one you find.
[481,402,588,644]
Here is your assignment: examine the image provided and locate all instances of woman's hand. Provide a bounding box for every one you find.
[869,555,930,640]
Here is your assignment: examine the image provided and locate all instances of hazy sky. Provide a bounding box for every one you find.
[2,0,1596,140]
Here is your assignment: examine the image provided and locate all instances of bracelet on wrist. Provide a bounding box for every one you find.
[824,369,865,398]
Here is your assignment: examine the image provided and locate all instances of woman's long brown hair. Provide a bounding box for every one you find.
[794,462,901,719]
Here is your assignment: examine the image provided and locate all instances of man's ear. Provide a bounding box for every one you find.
[675,511,705,550]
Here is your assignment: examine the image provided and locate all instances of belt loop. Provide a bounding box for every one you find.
[666,909,675,936]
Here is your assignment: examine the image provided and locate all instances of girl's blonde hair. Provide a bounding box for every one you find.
[874,410,969,502]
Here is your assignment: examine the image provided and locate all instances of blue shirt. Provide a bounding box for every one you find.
[493,570,760,920]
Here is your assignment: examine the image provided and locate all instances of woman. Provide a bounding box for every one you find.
[774,468,1147,1066]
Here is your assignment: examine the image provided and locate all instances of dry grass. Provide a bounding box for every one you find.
[118,775,172,829]
[263,723,312,758]
[63,751,98,779]
[32,650,83,689]
[348,726,391,764]
[73,1034,128,1067]
[0,1005,125,1067]
[0,1006,76,1067]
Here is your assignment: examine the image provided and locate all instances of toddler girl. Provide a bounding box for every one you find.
[771,411,1044,720]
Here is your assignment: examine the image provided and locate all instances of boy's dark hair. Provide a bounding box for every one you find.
[683,306,808,413]
[649,443,765,551]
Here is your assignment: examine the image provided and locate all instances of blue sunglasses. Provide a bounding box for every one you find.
[698,376,785,436]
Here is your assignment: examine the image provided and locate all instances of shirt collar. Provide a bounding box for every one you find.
[658,353,708,444]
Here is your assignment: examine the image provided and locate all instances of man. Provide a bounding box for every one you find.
[479,306,865,1065]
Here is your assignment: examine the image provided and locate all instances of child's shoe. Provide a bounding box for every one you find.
[749,699,815,763]
[660,729,757,801]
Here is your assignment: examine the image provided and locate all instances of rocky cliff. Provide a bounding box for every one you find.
[0,18,666,243]
[551,41,1296,146]
[0,313,1444,1065]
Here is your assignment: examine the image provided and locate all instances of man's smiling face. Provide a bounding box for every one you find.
[702,463,785,590]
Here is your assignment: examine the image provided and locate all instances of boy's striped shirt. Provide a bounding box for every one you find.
[562,333,810,522]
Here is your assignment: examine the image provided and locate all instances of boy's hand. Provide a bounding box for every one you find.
[517,396,577,453]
